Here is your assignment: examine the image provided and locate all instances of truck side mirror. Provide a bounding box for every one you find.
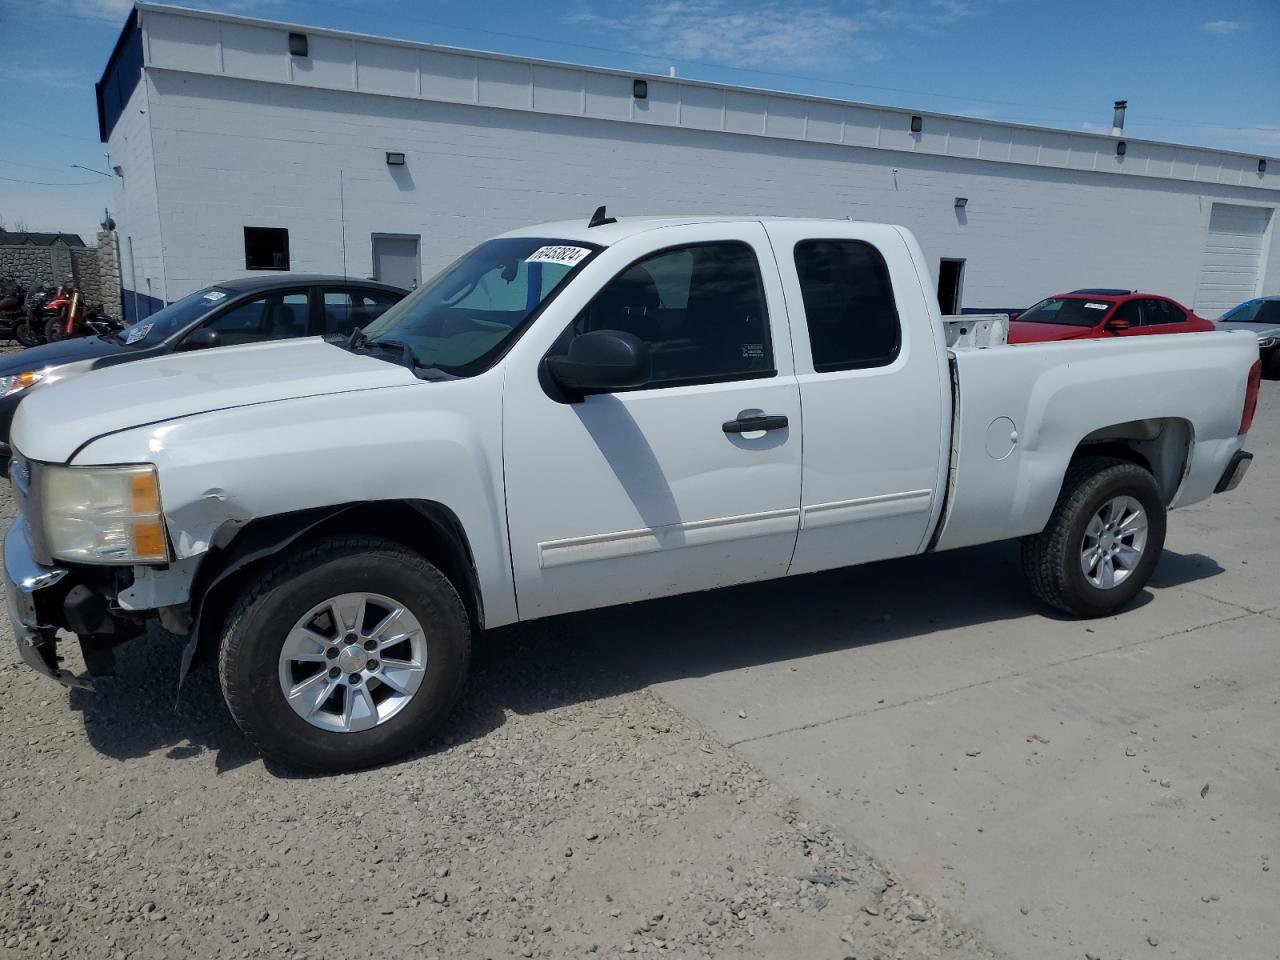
[178,327,222,351]
[545,330,650,396]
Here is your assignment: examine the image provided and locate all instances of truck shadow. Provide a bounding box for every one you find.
[66,544,1219,775]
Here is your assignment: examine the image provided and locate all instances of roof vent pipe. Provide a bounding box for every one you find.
[1112,100,1127,137]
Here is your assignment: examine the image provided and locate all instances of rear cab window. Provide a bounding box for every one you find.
[793,240,901,371]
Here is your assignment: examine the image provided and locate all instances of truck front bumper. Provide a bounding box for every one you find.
[3,522,91,688]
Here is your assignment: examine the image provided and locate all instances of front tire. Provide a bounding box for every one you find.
[14,318,43,347]
[1022,456,1166,617]
[218,536,471,772]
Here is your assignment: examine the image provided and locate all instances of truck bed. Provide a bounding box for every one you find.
[933,330,1258,552]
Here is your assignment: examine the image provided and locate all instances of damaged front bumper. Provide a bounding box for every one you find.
[3,521,90,688]
[4,518,156,688]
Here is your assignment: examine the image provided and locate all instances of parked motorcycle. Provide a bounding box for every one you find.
[0,276,27,341]
[14,280,56,347]
[43,281,124,341]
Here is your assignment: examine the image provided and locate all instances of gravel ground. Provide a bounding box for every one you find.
[0,346,997,960]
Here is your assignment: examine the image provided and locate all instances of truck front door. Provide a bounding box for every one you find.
[502,223,802,619]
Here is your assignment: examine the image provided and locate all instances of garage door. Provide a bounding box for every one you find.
[1194,203,1272,317]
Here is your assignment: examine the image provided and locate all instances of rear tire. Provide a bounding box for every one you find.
[218,536,471,772]
[1022,456,1166,617]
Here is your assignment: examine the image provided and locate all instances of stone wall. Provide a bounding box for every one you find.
[0,235,123,319]
[95,231,122,316]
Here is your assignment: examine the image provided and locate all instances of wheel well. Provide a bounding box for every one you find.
[190,501,483,669]
[1072,418,1192,505]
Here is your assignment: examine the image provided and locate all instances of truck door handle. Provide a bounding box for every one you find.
[722,414,789,434]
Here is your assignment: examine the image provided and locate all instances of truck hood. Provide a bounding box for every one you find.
[11,337,418,464]
[1007,321,1102,344]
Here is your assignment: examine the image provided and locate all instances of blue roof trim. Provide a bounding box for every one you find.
[95,8,143,143]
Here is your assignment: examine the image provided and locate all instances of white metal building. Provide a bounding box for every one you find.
[97,3,1279,322]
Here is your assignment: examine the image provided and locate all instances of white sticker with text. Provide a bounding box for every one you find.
[202,291,227,302]
[526,245,592,267]
[1084,302,1109,310]
[124,323,153,344]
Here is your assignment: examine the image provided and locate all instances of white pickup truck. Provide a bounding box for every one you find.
[4,216,1260,770]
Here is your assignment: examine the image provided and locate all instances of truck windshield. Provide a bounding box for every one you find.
[1016,297,1112,327]
[121,287,231,346]
[360,237,600,376]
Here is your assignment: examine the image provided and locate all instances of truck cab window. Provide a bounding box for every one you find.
[794,240,901,371]
[573,242,773,387]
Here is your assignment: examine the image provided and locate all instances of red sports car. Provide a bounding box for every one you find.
[1008,289,1214,344]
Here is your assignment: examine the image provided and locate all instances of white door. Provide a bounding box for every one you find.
[502,223,802,620]
[1195,204,1273,317]
[764,222,949,576]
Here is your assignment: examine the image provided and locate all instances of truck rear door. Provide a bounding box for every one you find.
[763,222,950,574]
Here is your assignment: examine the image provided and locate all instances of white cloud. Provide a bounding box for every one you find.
[570,1,880,68]
[0,64,87,91]
[1203,20,1242,34]
[568,0,1005,71]
[54,0,134,23]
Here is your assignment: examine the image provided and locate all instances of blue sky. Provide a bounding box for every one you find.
[1,0,1277,240]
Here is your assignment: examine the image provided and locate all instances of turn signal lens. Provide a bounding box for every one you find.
[0,371,42,397]
[130,472,162,514]
[131,521,168,561]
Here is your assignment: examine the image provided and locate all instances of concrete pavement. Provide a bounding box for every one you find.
[570,381,1279,959]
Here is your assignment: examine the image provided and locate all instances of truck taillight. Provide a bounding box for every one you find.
[1239,359,1261,435]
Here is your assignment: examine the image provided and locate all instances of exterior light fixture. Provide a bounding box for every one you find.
[288,32,308,57]
[385,152,406,166]
[1261,159,1268,174]
[910,115,923,133]
[954,197,968,208]
[633,79,648,100]
[1116,140,1127,157]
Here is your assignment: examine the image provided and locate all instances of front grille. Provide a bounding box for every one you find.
[9,451,52,566]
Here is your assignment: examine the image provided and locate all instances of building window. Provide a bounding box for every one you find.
[244,227,290,270]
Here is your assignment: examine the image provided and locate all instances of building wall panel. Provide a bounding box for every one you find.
[140,71,1280,315]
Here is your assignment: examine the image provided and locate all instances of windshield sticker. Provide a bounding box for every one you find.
[1084,302,1109,310]
[526,245,592,267]
[202,291,227,302]
[124,323,154,344]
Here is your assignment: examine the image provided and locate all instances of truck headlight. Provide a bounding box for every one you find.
[0,371,42,397]
[38,464,169,564]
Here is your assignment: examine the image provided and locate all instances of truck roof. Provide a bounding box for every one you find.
[498,215,898,246]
